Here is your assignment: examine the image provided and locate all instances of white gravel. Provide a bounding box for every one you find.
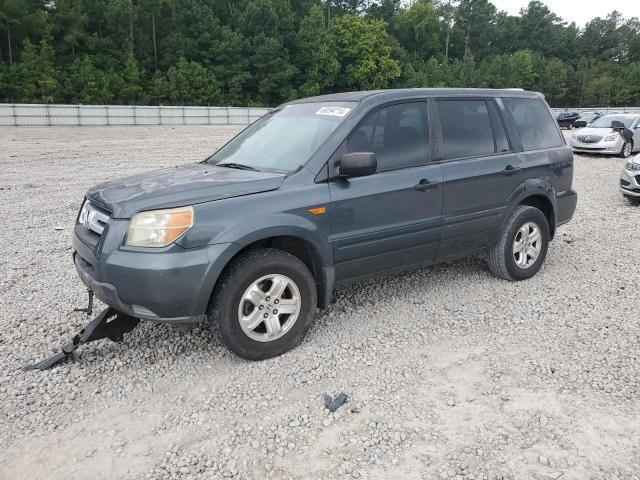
[1,126,639,480]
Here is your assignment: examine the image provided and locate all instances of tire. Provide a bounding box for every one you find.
[486,206,550,281]
[624,194,640,206]
[620,141,633,158]
[208,247,317,360]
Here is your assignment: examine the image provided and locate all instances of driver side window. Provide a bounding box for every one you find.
[346,102,429,172]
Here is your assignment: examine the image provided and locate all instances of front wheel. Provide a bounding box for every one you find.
[208,248,316,360]
[624,194,640,206]
[486,206,550,281]
[621,141,633,158]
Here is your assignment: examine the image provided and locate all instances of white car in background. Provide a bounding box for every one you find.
[570,114,640,158]
[621,153,640,204]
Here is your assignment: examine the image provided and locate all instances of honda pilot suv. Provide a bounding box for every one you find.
[73,89,577,360]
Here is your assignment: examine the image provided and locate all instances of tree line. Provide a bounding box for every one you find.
[1,0,639,107]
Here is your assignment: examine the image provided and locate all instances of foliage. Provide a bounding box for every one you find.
[0,0,639,107]
[331,14,400,91]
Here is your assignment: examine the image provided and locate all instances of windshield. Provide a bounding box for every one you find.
[590,115,636,128]
[207,102,356,173]
[580,113,599,122]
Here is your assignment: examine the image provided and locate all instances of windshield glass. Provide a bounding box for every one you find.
[590,115,636,128]
[207,102,356,173]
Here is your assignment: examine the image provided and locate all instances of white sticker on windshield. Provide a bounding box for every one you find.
[316,106,351,117]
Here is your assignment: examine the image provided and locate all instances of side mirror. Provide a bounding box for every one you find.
[339,152,377,178]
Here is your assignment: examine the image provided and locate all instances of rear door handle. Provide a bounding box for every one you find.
[501,165,522,176]
[415,178,438,191]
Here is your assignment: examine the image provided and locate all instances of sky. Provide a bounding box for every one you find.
[489,0,640,27]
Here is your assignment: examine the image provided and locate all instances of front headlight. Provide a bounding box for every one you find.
[126,206,194,248]
[626,159,640,171]
[604,135,619,142]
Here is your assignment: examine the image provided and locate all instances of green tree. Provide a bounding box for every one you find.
[1,0,640,108]
[150,69,169,105]
[239,0,297,105]
[12,40,59,102]
[533,56,572,107]
[367,0,401,23]
[63,54,112,103]
[451,0,497,59]
[479,50,537,89]
[331,15,401,91]
[0,0,51,65]
[166,57,221,105]
[392,1,441,61]
[579,12,626,62]
[208,26,251,105]
[293,5,339,97]
[51,0,88,58]
[516,1,566,58]
[120,51,145,104]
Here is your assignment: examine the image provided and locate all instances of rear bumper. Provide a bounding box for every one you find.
[72,223,235,323]
[556,189,577,227]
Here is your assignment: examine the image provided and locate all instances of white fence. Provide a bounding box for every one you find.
[2,103,638,127]
[0,104,271,126]
[551,107,640,115]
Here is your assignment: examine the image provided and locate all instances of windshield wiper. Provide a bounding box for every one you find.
[216,162,261,172]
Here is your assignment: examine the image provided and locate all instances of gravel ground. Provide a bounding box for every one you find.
[1,126,639,480]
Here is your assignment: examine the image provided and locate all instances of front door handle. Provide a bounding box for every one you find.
[501,165,522,176]
[415,179,436,191]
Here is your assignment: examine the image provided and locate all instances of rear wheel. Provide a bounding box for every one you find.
[208,248,316,360]
[621,141,633,158]
[486,206,550,281]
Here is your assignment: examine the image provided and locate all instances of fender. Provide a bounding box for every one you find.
[194,215,335,315]
[502,177,558,233]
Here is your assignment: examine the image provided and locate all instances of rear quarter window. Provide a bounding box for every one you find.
[503,98,564,151]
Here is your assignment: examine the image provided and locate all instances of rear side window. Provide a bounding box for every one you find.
[346,102,429,171]
[436,100,495,159]
[503,98,563,151]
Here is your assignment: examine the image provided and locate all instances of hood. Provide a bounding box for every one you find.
[574,126,618,136]
[86,163,286,218]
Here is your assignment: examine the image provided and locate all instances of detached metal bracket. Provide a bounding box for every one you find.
[73,289,94,316]
[24,306,140,371]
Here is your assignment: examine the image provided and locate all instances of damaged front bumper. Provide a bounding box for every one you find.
[72,221,224,324]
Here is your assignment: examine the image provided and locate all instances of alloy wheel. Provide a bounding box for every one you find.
[512,222,542,269]
[237,274,301,342]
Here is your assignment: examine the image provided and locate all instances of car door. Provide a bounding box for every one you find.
[328,101,444,283]
[435,98,524,258]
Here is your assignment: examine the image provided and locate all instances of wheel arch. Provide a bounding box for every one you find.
[506,179,558,239]
[518,194,556,239]
[201,230,335,316]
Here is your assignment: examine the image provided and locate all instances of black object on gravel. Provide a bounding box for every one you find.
[323,392,349,412]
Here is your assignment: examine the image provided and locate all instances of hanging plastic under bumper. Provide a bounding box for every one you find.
[24,306,140,371]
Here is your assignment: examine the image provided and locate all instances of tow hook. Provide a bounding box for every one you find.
[24,291,140,371]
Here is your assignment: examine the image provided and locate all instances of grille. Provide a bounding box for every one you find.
[78,201,110,236]
[636,175,640,184]
[621,179,631,187]
[577,135,603,144]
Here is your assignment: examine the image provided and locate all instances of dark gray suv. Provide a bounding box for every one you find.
[73,89,577,359]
